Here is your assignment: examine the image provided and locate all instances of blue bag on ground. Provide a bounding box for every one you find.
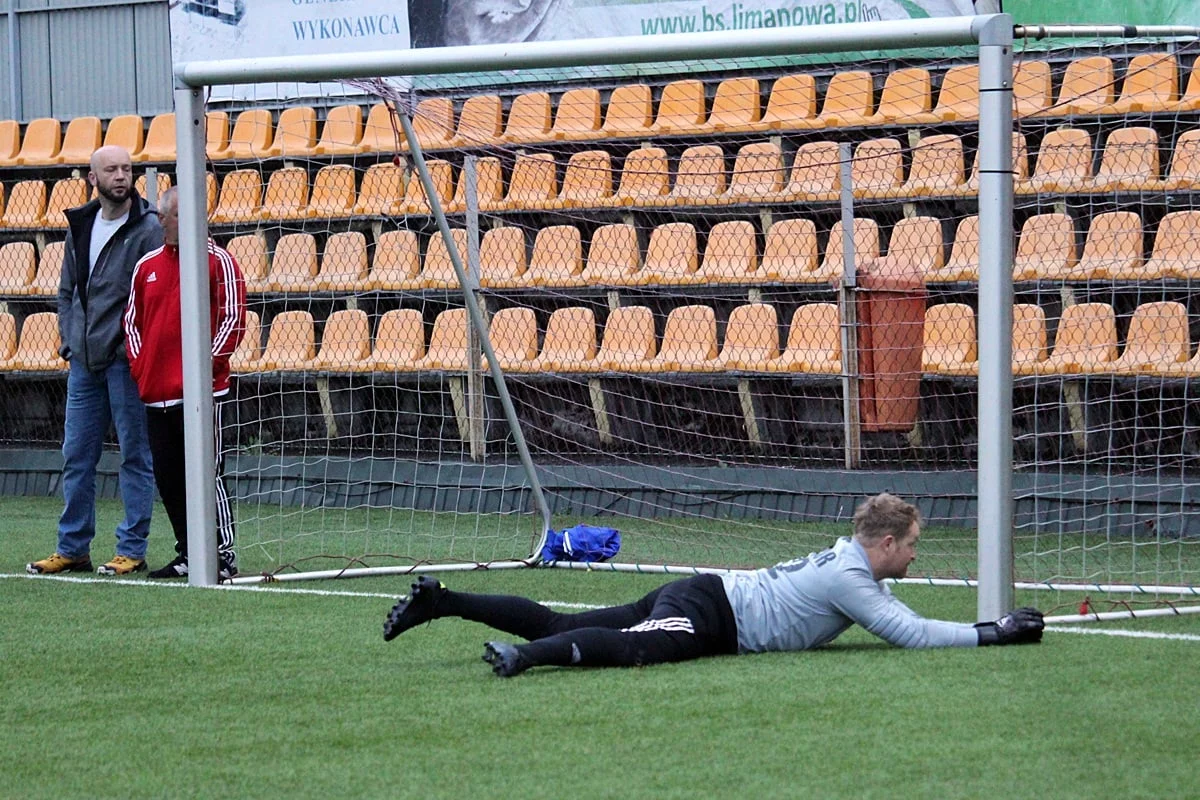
[541,524,621,562]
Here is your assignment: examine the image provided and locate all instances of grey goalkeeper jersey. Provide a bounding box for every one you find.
[720,536,979,652]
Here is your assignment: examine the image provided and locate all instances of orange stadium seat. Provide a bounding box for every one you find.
[16,118,62,166]
[226,233,270,292]
[876,216,943,279]
[1011,303,1048,375]
[767,303,841,373]
[612,147,670,206]
[368,308,425,372]
[1111,53,1178,114]
[922,65,980,123]
[360,102,402,154]
[103,115,144,159]
[399,159,454,214]
[726,142,785,202]
[45,179,87,228]
[601,84,654,138]
[217,108,273,160]
[1090,126,1160,192]
[0,120,19,167]
[852,138,904,198]
[551,88,602,141]
[308,165,356,218]
[30,240,64,296]
[1146,211,1200,280]
[478,226,528,289]
[264,106,317,158]
[1051,56,1114,116]
[2,180,47,227]
[1013,60,1052,118]
[901,134,965,197]
[1036,302,1117,374]
[926,215,979,283]
[13,311,67,370]
[528,306,597,372]
[866,68,932,124]
[312,308,372,372]
[417,308,469,371]
[313,104,364,156]
[780,140,842,202]
[483,307,538,372]
[646,304,719,372]
[715,303,780,370]
[258,310,315,371]
[581,223,642,286]
[922,303,977,375]
[527,225,584,287]
[452,94,503,147]
[135,172,171,205]
[817,70,873,127]
[314,231,369,292]
[407,97,455,150]
[697,220,758,284]
[1162,129,1200,190]
[420,229,468,289]
[368,230,422,291]
[651,79,707,135]
[502,152,557,210]
[1110,301,1190,375]
[708,77,762,132]
[1024,128,1093,194]
[502,92,552,144]
[229,309,263,373]
[666,144,726,205]
[258,166,310,220]
[760,218,820,283]
[448,156,504,213]
[596,305,656,372]
[966,131,1029,194]
[209,169,262,224]
[642,222,699,285]
[1012,213,1078,282]
[0,312,16,369]
[0,241,36,295]
[760,74,818,130]
[818,218,880,282]
[1066,211,1143,281]
[264,233,319,293]
[353,163,404,215]
[205,111,230,160]
[558,150,613,208]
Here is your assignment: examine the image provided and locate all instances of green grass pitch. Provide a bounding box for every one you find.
[1,496,1196,799]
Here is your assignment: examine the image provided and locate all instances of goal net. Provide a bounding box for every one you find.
[168,16,1200,620]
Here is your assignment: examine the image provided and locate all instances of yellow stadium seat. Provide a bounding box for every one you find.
[760,74,818,130]
[697,220,757,284]
[611,147,669,206]
[205,111,230,160]
[1110,301,1190,375]
[651,79,707,135]
[360,102,402,154]
[1024,128,1093,194]
[1035,303,1117,374]
[1162,129,1200,190]
[13,311,67,370]
[229,309,263,374]
[922,303,977,375]
[417,308,470,371]
[760,218,820,283]
[258,310,315,371]
[258,166,310,220]
[1111,53,1178,113]
[597,305,656,372]
[666,144,726,205]
[528,225,584,288]
[226,233,270,293]
[502,92,552,144]
[767,303,841,373]
[900,134,965,197]
[779,140,841,202]
[642,222,700,285]
[217,108,273,160]
[420,229,468,289]
[851,138,904,198]
[451,94,503,147]
[407,97,455,150]
[715,303,779,370]
[448,156,505,213]
[925,215,979,283]
[866,68,932,124]
[315,231,369,292]
[1090,126,1160,192]
[1013,60,1052,118]
[817,70,874,127]
[353,163,404,215]
[582,223,642,286]
[263,106,317,158]
[15,118,62,166]
[264,233,319,293]
[502,152,557,210]
[551,88,602,141]
[1012,213,1078,282]
[601,84,653,138]
[922,65,980,123]
[312,104,363,156]
[0,241,37,295]
[308,165,356,218]
[103,115,144,160]
[1169,58,1200,112]
[209,169,263,224]
[1050,56,1114,116]
[399,159,454,215]
[484,307,538,372]
[708,77,762,132]
[368,230,422,291]
[478,226,527,289]
[558,150,613,208]
[1011,303,1048,375]
[369,308,425,372]
[4,180,48,228]
[528,307,597,372]
[312,309,372,372]
[1146,211,1200,279]
[45,179,87,228]
[30,240,64,296]
[646,304,719,372]
[726,141,785,202]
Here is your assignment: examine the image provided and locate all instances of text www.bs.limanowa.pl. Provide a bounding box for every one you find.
[640,2,883,34]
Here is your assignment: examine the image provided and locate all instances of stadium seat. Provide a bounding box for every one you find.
[900,134,965,197]
[1146,211,1200,279]
[708,77,762,132]
[417,307,470,371]
[264,233,319,293]
[205,111,230,160]
[611,147,670,206]
[1024,128,1092,194]
[258,310,315,371]
[866,68,932,124]
[651,79,707,135]
[312,104,364,156]
[30,240,64,296]
[1012,60,1052,118]
[226,233,270,293]
[920,65,980,123]
[0,120,19,167]
[420,229,469,289]
[646,304,719,372]
[399,159,454,214]
[1110,301,1190,374]
[312,308,372,372]
[448,156,504,212]
[0,312,16,369]
[528,306,597,372]
[15,118,62,166]
[353,163,404,215]
[642,222,700,285]
[45,179,87,228]
[135,172,172,205]
[451,94,503,147]
[697,220,758,284]
[925,215,979,283]
[478,226,527,289]
[1110,53,1178,114]
[502,92,552,144]
[550,88,602,141]
[581,223,642,286]
[209,169,263,224]
[1011,303,1048,375]
[875,216,944,279]
[852,138,904,198]
[726,141,785,202]
[780,140,841,201]
[263,106,317,158]
[1066,211,1143,281]
[502,152,558,210]
[368,229,422,291]
[103,115,144,159]
[965,131,1030,195]
[12,311,66,370]
[258,166,310,220]
[760,74,818,130]
[407,97,455,150]
[1168,58,1200,112]
[1012,213,1078,282]
[1050,56,1114,116]
[527,225,584,287]
[308,165,356,218]
[715,303,780,370]
[229,309,263,373]
[557,150,613,208]
[368,308,425,371]
[360,102,402,153]
[817,70,874,127]
[1035,302,1117,374]
[601,84,653,138]
[1090,126,1160,192]
[0,241,37,295]
[2,180,47,228]
[315,231,369,292]
[767,303,841,373]
[760,218,820,283]
[1161,129,1200,190]
[818,218,880,282]
[206,172,219,216]
[484,306,538,372]
[216,108,273,160]
[666,144,726,205]
[596,305,657,372]
[922,303,977,375]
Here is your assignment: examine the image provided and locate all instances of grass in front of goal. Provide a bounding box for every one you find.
[2,496,1198,799]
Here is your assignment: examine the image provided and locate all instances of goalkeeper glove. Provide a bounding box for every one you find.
[975,607,1044,646]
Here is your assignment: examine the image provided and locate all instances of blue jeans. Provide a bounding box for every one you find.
[57,358,154,559]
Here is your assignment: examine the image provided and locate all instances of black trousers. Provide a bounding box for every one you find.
[443,574,739,668]
[144,401,236,564]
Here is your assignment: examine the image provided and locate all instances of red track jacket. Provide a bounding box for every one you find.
[124,240,246,405]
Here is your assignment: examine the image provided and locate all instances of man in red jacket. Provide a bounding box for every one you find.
[124,187,246,580]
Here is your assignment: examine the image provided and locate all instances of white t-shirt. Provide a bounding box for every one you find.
[89,211,128,278]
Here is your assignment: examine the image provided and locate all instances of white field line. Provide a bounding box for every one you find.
[6,573,1199,642]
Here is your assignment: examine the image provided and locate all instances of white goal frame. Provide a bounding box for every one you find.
[171,14,1017,621]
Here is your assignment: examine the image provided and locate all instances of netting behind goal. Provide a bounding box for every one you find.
[166,20,1200,617]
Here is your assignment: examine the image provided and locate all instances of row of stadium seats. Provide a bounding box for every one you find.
[5,299,1196,377]
[6,208,1200,297]
[0,173,168,229]
[1,53,1191,167]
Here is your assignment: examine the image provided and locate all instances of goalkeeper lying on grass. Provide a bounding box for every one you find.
[383,493,1044,677]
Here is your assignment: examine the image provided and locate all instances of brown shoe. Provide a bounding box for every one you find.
[27,552,94,574]
[96,555,147,576]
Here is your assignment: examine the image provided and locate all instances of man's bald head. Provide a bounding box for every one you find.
[89,145,133,217]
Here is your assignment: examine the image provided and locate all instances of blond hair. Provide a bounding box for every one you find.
[852,493,920,544]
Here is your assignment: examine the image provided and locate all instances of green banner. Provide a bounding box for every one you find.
[1006,0,1200,27]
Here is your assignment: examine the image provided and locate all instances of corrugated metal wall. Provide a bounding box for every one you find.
[0,0,172,122]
